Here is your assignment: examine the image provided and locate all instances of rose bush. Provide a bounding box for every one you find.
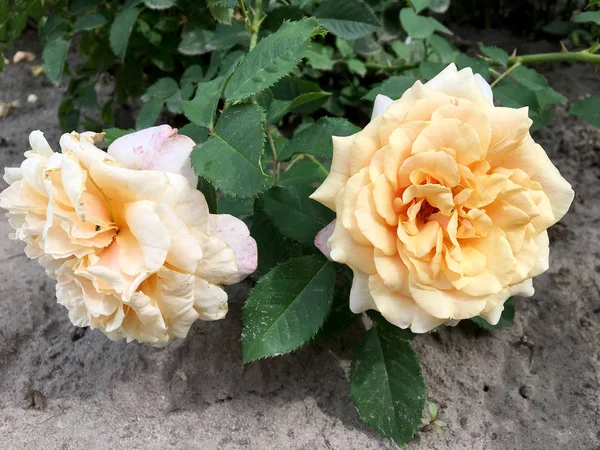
[312,64,574,332]
[0,126,257,346]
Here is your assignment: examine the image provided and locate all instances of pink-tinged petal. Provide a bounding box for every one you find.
[209,214,257,283]
[315,220,336,260]
[108,125,197,186]
[371,94,394,120]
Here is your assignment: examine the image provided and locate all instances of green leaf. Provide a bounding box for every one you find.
[138,18,162,46]
[197,177,217,214]
[542,19,576,36]
[110,7,141,60]
[178,26,213,55]
[178,123,210,143]
[207,0,233,24]
[135,97,163,129]
[242,254,336,362]
[214,0,237,6]
[262,185,335,243]
[362,76,414,101]
[313,266,356,342]
[144,77,179,101]
[263,6,304,31]
[43,38,70,86]
[181,65,204,88]
[39,13,69,42]
[270,77,326,114]
[535,88,567,110]
[428,402,438,419]
[279,117,359,161]
[218,197,253,216]
[288,91,330,111]
[150,53,174,71]
[336,38,355,58]
[279,157,328,187]
[411,0,430,13]
[73,13,107,32]
[471,298,516,330]
[191,104,269,198]
[58,98,80,132]
[428,35,456,64]
[250,211,303,276]
[266,91,331,123]
[103,128,134,146]
[69,0,101,15]
[419,60,446,81]
[166,90,184,113]
[315,0,380,40]
[573,11,600,25]
[183,76,225,130]
[224,18,319,102]
[569,97,600,127]
[391,41,411,62]
[306,42,335,71]
[455,53,490,79]
[400,8,451,39]
[178,23,249,56]
[509,65,549,91]
[479,43,509,67]
[144,0,176,9]
[350,317,426,447]
[347,59,367,76]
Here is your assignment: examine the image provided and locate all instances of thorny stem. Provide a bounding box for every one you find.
[509,49,600,65]
[284,153,330,177]
[490,61,521,88]
[303,154,330,176]
[285,153,305,172]
[249,0,263,51]
[365,46,600,74]
[265,121,279,185]
[237,0,250,26]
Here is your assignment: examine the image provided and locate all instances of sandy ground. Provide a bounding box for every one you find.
[0,32,599,450]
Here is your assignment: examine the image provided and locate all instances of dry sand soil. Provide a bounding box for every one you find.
[0,32,599,450]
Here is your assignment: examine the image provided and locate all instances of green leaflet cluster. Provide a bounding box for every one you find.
[8,0,599,447]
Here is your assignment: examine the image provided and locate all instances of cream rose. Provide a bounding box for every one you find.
[0,125,257,346]
[311,64,574,332]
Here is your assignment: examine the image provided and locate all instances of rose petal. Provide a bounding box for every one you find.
[314,220,336,260]
[371,94,394,120]
[108,125,197,186]
[349,269,377,313]
[209,214,257,283]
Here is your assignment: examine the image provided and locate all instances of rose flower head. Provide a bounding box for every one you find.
[1,125,257,346]
[311,64,574,332]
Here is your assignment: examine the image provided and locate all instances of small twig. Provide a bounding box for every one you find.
[490,61,521,88]
[303,154,329,176]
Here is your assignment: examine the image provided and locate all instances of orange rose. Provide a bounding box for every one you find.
[312,64,574,332]
[1,127,257,346]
